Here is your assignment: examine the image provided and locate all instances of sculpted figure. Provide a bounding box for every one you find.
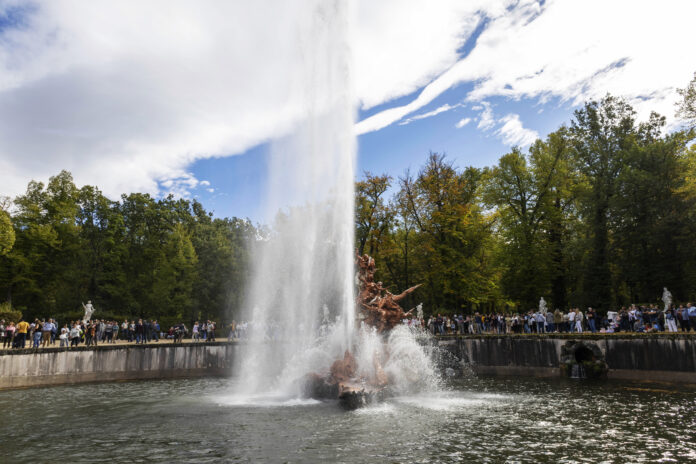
[662,287,672,312]
[355,250,420,332]
[82,300,96,323]
[416,303,424,320]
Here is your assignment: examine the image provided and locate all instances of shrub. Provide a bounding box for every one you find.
[0,301,23,323]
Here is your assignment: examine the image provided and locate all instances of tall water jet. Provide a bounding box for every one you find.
[235,0,357,398]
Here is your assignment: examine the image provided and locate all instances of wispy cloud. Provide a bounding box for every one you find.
[471,103,538,146]
[356,0,696,134]
[476,102,495,130]
[495,114,538,146]
[398,103,462,126]
[455,117,471,128]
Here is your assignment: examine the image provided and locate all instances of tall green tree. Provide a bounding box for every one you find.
[0,207,14,257]
[398,153,498,311]
[483,129,576,309]
[569,96,637,309]
[355,172,392,257]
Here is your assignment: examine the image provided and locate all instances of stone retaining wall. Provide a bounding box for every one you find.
[437,335,696,383]
[0,342,236,389]
[2,336,695,390]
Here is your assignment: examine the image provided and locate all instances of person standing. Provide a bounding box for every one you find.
[97,319,105,342]
[575,308,584,333]
[553,309,563,333]
[586,308,596,333]
[32,320,43,348]
[677,305,689,332]
[200,321,208,340]
[50,319,58,345]
[535,311,545,333]
[568,309,576,333]
[135,319,145,344]
[3,321,15,348]
[545,309,555,333]
[207,321,216,342]
[59,324,69,347]
[688,303,696,332]
[69,323,81,347]
[665,305,678,332]
[84,322,94,347]
[15,319,29,348]
[41,318,53,347]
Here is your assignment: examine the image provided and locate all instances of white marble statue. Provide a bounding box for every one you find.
[416,303,423,320]
[539,297,548,314]
[662,287,672,312]
[82,300,96,323]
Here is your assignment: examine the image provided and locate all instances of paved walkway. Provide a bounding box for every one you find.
[2,336,239,351]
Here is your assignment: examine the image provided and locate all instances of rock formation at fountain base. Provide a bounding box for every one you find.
[302,252,420,409]
[301,349,388,409]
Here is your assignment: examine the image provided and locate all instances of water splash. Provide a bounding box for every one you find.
[234,0,356,397]
[232,1,442,403]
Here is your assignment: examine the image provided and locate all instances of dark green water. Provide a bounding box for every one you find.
[1,376,694,463]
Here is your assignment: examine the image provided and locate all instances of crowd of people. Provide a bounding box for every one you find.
[3,303,694,349]
[0,318,225,349]
[423,302,696,335]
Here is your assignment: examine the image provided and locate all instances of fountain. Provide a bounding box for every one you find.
[301,252,425,408]
[233,1,439,407]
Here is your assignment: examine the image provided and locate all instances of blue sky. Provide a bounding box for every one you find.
[1,0,694,222]
[191,87,573,220]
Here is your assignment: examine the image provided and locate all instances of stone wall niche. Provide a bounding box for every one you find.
[560,340,608,379]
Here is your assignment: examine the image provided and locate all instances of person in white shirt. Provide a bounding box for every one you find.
[568,310,576,333]
[59,324,69,347]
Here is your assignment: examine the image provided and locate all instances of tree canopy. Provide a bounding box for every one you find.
[2,94,695,319]
[356,96,696,313]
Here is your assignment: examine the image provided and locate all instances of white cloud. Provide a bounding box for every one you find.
[354,1,506,109]
[1,0,694,198]
[455,117,471,129]
[357,0,696,133]
[476,102,495,130]
[471,103,537,146]
[200,180,211,187]
[0,0,505,199]
[495,114,539,146]
[398,103,462,126]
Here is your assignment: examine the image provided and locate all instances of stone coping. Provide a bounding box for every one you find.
[0,340,238,357]
[435,333,696,340]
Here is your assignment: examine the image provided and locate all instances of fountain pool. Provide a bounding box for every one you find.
[2,375,694,462]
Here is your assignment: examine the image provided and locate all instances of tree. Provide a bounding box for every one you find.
[611,114,696,302]
[569,96,636,310]
[483,129,576,309]
[0,170,259,322]
[398,153,498,312]
[0,208,14,256]
[676,71,696,129]
[355,172,392,256]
